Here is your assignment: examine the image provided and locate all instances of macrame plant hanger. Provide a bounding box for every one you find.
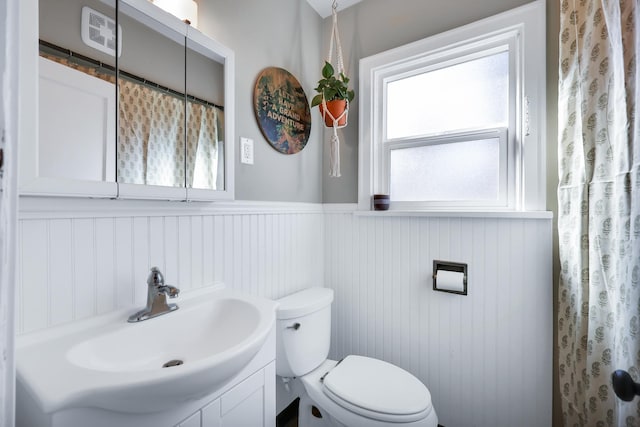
[322,0,348,177]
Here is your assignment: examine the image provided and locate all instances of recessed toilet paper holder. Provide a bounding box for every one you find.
[433,260,468,295]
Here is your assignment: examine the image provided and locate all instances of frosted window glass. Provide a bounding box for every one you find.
[386,51,508,139]
[390,138,500,201]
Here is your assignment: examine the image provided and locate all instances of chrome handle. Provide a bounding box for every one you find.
[158,285,180,298]
[287,322,301,330]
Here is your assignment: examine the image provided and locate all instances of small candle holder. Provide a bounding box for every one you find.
[372,194,390,211]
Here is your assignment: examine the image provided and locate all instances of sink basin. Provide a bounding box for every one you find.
[16,285,277,414]
[67,298,261,373]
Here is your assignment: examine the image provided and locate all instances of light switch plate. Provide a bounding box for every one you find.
[240,137,254,165]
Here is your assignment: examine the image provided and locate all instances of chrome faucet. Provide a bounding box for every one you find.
[128,267,180,322]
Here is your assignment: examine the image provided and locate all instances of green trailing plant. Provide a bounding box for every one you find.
[311,61,355,108]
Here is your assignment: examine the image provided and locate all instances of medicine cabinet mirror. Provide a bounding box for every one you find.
[20,0,234,201]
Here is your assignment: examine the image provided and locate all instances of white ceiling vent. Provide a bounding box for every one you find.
[81,6,122,57]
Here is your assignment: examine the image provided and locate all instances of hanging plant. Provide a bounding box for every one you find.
[315,0,350,178]
[311,61,355,128]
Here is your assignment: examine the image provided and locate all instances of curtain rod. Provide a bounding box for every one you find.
[39,39,224,111]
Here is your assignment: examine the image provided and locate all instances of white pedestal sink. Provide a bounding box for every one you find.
[16,284,278,416]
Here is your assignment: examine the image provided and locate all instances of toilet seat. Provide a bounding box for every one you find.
[321,355,433,423]
[300,359,438,427]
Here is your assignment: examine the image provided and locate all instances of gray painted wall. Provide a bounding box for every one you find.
[198,0,324,202]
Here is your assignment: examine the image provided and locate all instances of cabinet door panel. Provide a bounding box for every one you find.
[201,398,221,427]
[178,412,201,427]
[221,389,264,427]
[220,369,264,416]
[39,57,116,183]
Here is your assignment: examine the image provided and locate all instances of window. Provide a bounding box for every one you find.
[386,51,509,140]
[358,1,546,211]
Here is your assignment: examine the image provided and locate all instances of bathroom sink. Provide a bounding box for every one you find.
[16,285,277,414]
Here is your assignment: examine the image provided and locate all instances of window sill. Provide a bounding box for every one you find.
[353,209,553,219]
[320,204,551,219]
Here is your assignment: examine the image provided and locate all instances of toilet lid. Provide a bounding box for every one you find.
[322,355,432,421]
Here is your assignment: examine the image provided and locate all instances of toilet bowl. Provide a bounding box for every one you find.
[276,288,437,427]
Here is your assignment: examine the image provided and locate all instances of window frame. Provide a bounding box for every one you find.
[358,0,546,212]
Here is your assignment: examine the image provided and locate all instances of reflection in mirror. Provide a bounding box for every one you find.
[186,36,225,191]
[117,5,186,188]
[32,0,231,199]
[38,0,117,183]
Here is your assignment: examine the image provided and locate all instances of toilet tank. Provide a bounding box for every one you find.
[276,287,334,378]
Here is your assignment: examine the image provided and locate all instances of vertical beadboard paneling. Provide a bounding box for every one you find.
[213,215,224,284]
[163,216,179,289]
[324,213,552,427]
[262,215,271,297]
[149,217,165,272]
[95,218,116,315]
[72,219,96,321]
[223,215,234,287]
[48,219,74,325]
[202,216,214,286]
[114,217,134,308]
[17,203,550,426]
[20,220,48,332]
[263,214,273,298]
[374,217,382,360]
[240,215,250,294]
[191,216,204,292]
[249,215,258,296]
[132,217,150,306]
[470,218,486,426]
[16,224,23,333]
[177,216,191,292]
[17,206,325,334]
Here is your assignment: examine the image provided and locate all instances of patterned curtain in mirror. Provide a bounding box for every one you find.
[187,101,222,190]
[119,80,223,188]
[119,80,185,187]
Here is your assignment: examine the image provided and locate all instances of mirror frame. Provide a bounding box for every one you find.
[18,0,235,201]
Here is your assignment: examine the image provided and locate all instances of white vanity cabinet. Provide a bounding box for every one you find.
[177,362,275,427]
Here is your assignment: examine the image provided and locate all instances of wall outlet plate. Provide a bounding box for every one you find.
[240,137,254,165]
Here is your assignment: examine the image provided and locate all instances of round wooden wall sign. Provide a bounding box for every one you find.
[254,67,311,154]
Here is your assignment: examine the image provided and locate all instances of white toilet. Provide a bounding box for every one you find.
[276,287,438,427]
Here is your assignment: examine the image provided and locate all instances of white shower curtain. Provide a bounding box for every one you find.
[557,0,640,425]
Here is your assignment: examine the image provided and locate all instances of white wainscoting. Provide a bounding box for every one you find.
[17,199,553,427]
[324,208,553,427]
[16,200,324,334]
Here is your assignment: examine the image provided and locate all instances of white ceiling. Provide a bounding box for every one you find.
[305,0,364,18]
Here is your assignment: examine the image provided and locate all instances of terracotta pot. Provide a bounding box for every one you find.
[319,100,348,127]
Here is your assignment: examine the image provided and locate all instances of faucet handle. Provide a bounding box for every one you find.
[165,286,180,298]
[147,267,165,287]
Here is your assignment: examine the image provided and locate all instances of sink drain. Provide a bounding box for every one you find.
[162,359,184,368]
